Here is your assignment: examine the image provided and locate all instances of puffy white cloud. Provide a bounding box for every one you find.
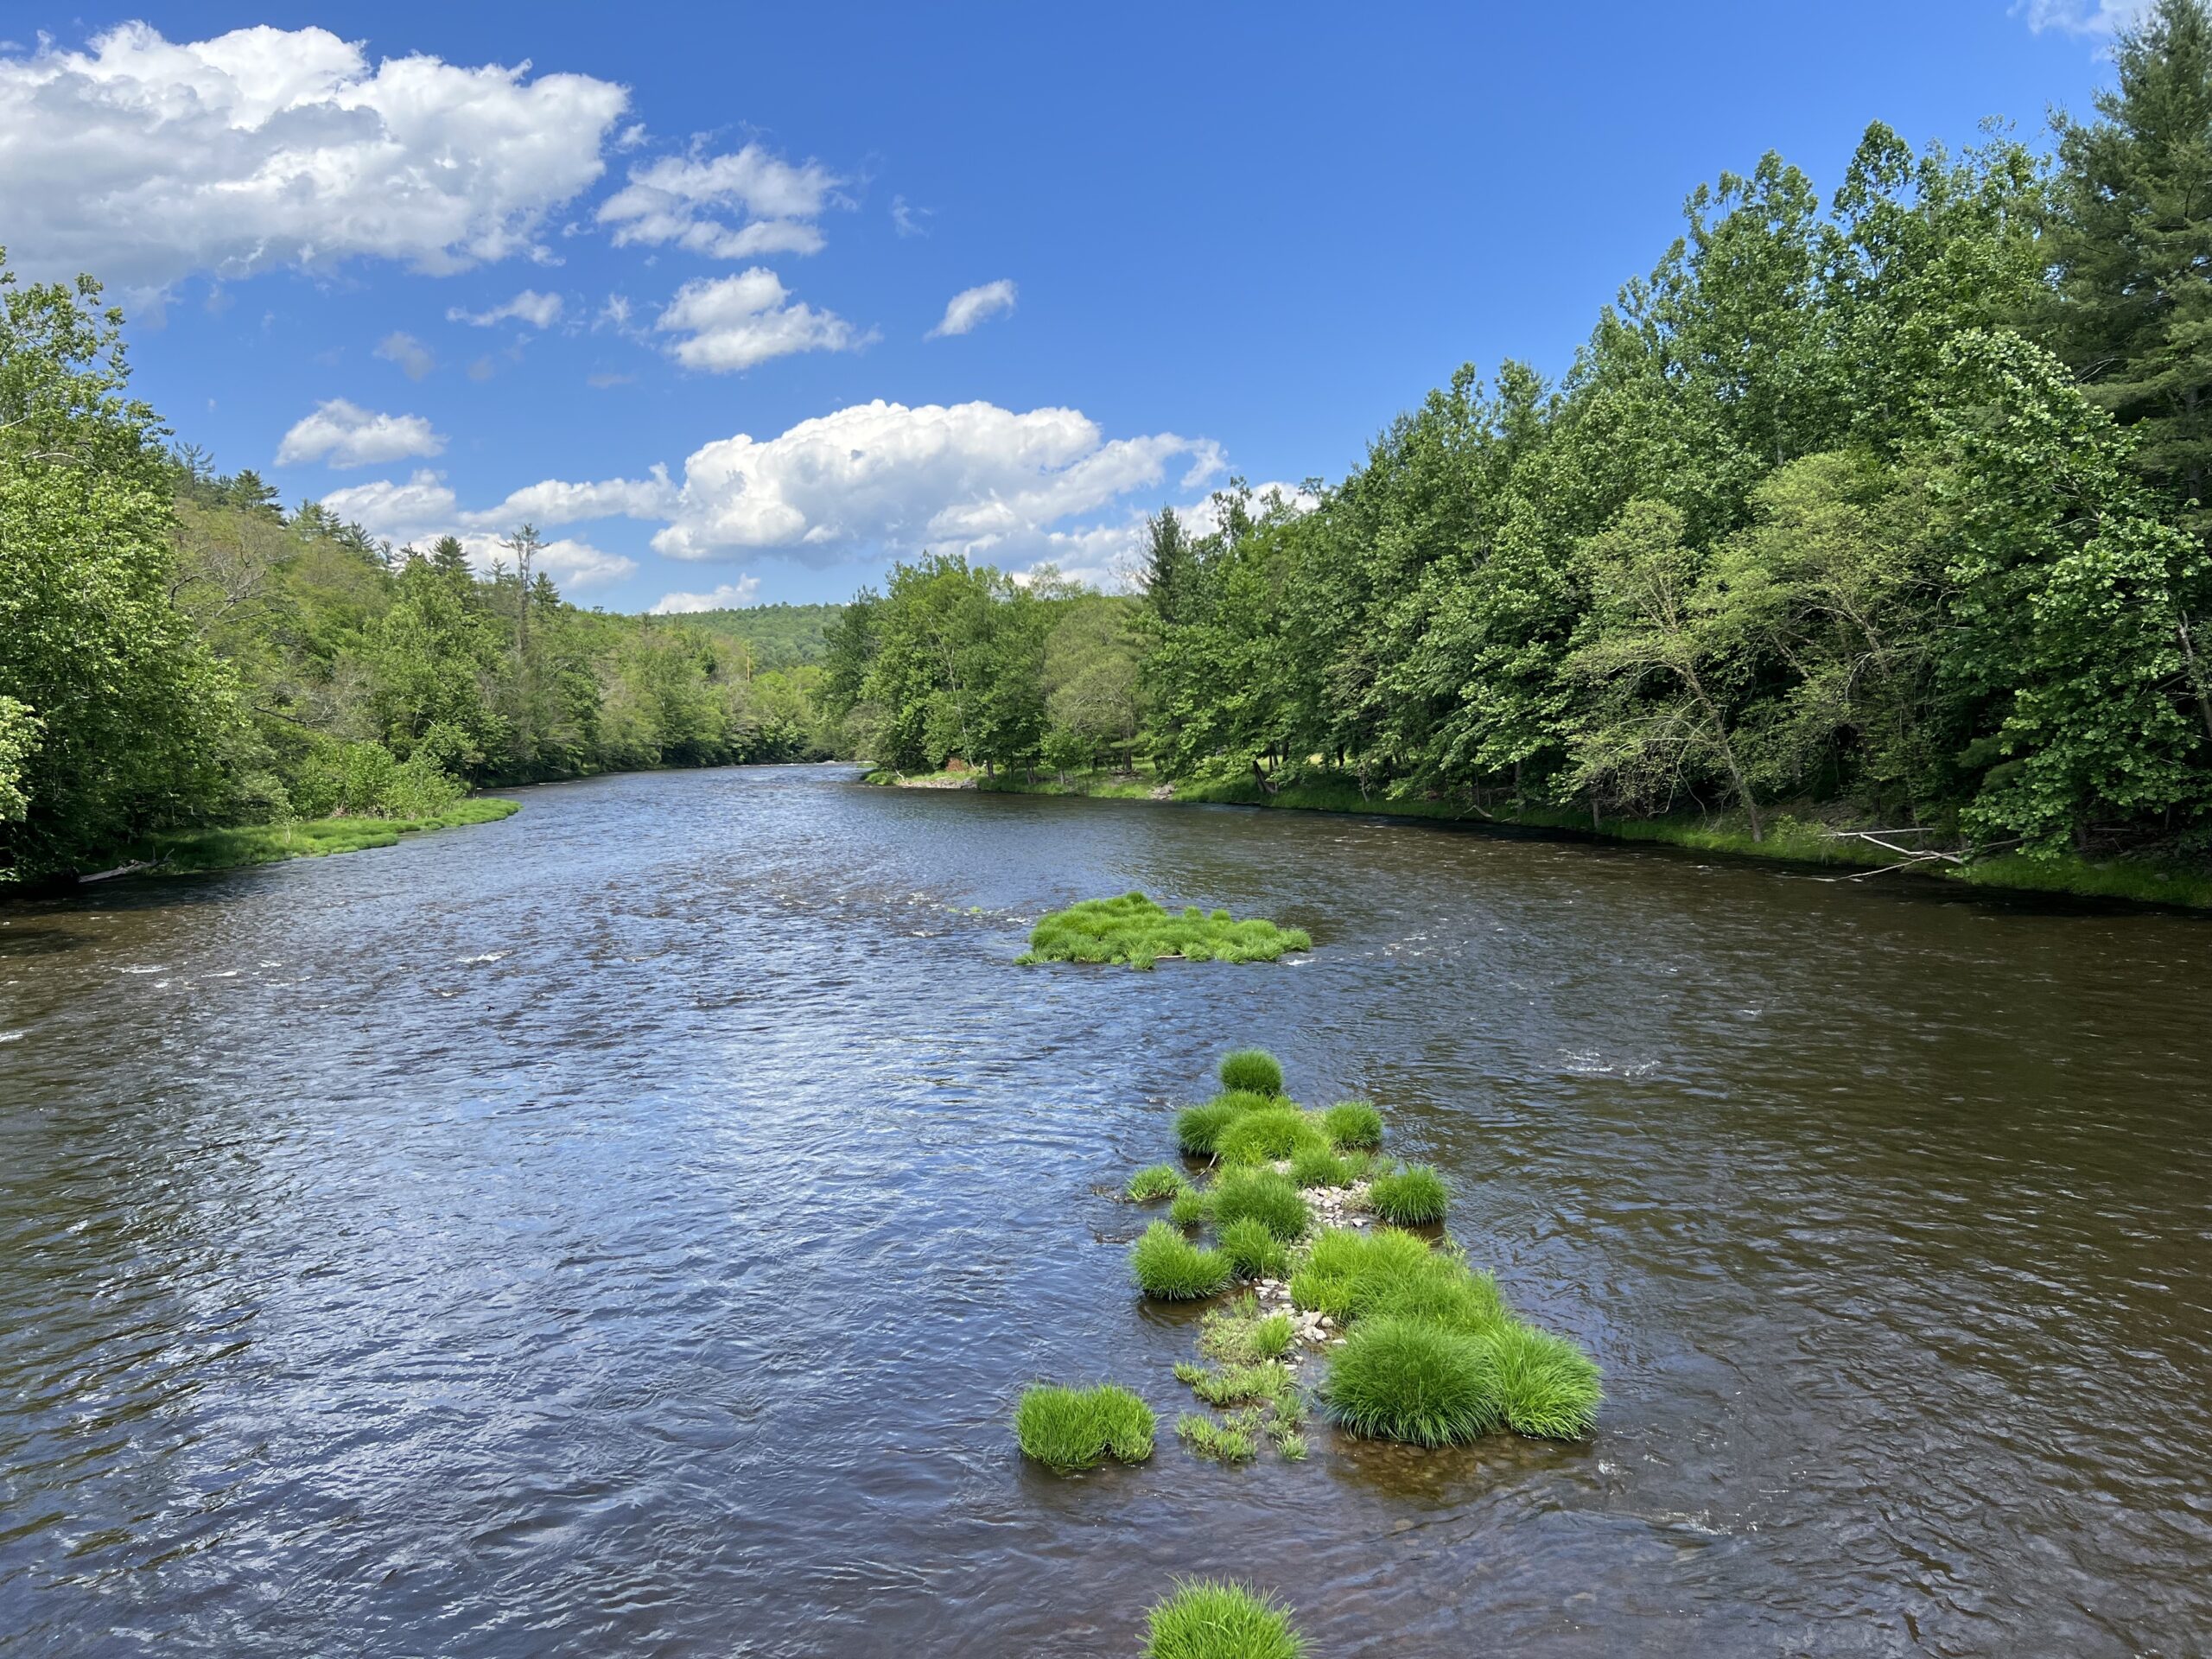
[650,578,762,614]
[316,469,636,588]
[2015,0,2152,32]
[460,467,677,530]
[374,331,435,381]
[652,398,1223,567]
[0,24,628,289]
[275,399,445,468]
[447,289,563,328]
[597,143,840,259]
[319,469,459,537]
[655,269,863,372]
[928,279,1017,338]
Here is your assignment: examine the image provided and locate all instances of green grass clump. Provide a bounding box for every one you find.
[1368,1163,1449,1224]
[1200,1297,1294,1364]
[1320,1100,1384,1149]
[1168,1187,1212,1228]
[1215,1107,1331,1167]
[1217,1048,1285,1096]
[1369,1260,1510,1334]
[1174,1090,1271,1156]
[1014,1382,1156,1469]
[1288,1143,1358,1187]
[1483,1320,1603,1440]
[1022,893,1313,969]
[1289,1226,1440,1320]
[1217,1216,1290,1279]
[1174,1360,1294,1408]
[1322,1317,1503,1446]
[1130,1221,1233,1300]
[1144,1580,1305,1659]
[1174,1412,1260,1464]
[1126,1162,1190,1203]
[1209,1168,1309,1240]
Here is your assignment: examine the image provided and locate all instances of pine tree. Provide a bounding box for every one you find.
[2048,0,2212,518]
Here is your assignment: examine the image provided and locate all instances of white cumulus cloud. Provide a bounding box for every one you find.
[928,279,1017,338]
[650,578,762,614]
[317,468,636,589]
[447,289,563,328]
[276,399,445,468]
[655,269,863,372]
[460,467,677,531]
[0,24,628,290]
[652,398,1223,567]
[598,142,841,259]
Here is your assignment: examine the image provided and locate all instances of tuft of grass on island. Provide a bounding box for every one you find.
[1017,1044,1600,1501]
[1018,893,1312,969]
[117,798,519,877]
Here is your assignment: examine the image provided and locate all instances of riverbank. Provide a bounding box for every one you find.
[866,766,2212,911]
[101,796,520,879]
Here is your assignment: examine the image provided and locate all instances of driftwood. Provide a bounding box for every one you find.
[1814,828,1964,883]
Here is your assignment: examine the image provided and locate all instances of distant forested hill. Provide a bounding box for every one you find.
[671,603,845,669]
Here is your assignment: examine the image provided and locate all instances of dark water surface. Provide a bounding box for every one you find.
[3,766,2208,1657]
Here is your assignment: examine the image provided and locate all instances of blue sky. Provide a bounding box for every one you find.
[0,2,2143,612]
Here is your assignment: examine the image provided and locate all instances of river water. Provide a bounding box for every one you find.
[2,765,2207,1656]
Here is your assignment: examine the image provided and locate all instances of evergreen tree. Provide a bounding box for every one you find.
[2049,0,2212,517]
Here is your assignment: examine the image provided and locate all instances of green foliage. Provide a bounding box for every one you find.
[2048,0,2212,523]
[1484,1322,1604,1440]
[1208,1168,1310,1240]
[143,798,518,873]
[1013,1382,1156,1469]
[1322,1318,1503,1446]
[1217,1047,1286,1096]
[1217,1217,1291,1280]
[0,254,237,879]
[1125,1163,1191,1204]
[1319,1101,1384,1151]
[1144,1580,1305,1659]
[1368,1164,1451,1225]
[1022,893,1313,969]
[1213,1108,1330,1167]
[1129,1221,1233,1300]
[662,602,844,668]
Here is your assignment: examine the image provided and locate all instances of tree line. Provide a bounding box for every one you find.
[0,271,832,882]
[823,2,2212,862]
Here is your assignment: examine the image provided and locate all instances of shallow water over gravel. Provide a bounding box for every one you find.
[3,765,2209,1656]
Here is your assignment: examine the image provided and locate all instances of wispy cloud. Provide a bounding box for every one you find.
[928,279,1017,339]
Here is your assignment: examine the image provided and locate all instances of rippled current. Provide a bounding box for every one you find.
[3,766,2208,1656]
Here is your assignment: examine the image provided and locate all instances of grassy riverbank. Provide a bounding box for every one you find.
[118,797,520,876]
[867,766,2212,911]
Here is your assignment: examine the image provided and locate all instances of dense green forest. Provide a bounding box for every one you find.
[0,281,832,881]
[825,3,2212,869]
[676,603,844,668]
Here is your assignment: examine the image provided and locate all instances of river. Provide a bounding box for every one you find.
[2,765,2207,1656]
